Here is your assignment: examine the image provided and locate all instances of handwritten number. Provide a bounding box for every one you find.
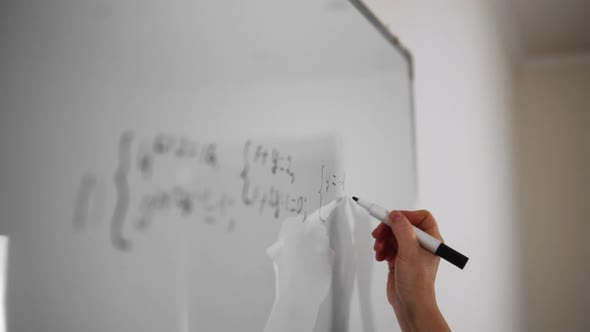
[268,186,280,219]
[286,155,295,183]
[296,197,305,214]
[271,149,279,174]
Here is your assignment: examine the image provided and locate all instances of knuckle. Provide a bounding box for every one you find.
[418,209,433,219]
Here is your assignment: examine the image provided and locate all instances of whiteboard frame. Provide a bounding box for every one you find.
[348,0,418,197]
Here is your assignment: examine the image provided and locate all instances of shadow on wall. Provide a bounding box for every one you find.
[514,59,590,332]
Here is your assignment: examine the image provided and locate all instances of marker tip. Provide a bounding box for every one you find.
[352,196,358,202]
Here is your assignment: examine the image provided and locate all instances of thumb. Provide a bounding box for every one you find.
[389,211,419,257]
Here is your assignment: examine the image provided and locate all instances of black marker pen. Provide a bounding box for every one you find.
[353,196,469,269]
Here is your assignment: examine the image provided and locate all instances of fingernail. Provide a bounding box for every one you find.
[390,211,404,223]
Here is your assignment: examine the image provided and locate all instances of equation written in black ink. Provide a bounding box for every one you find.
[240,140,308,221]
[254,185,307,219]
[249,143,295,183]
[317,164,346,222]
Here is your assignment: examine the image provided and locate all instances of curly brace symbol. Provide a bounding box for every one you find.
[111,131,134,251]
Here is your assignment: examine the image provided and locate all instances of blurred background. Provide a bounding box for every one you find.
[1,0,589,331]
[365,1,590,331]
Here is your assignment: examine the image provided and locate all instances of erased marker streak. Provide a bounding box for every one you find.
[111,131,134,251]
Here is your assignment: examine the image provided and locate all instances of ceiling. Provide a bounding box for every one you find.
[509,0,590,57]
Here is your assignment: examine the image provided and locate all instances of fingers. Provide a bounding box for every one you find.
[372,223,395,261]
[388,211,420,257]
[373,237,397,261]
[398,209,442,241]
[372,210,440,239]
[372,222,398,261]
[372,222,392,240]
[374,240,386,261]
[371,209,440,262]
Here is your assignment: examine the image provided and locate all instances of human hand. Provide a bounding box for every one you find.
[372,210,450,332]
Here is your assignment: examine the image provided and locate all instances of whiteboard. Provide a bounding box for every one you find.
[0,0,415,331]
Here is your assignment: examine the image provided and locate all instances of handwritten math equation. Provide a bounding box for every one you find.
[317,164,346,222]
[96,131,234,251]
[136,187,236,233]
[74,131,345,251]
[240,140,308,221]
[136,133,219,179]
[248,142,295,183]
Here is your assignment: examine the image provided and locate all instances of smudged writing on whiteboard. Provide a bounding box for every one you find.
[74,132,333,251]
[135,187,236,234]
[137,133,219,179]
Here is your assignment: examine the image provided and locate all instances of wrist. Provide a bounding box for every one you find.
[405,291,437,316]
[406,300,440,323]
[404,301,450,332]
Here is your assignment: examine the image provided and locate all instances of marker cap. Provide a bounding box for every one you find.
[435,243,469,269]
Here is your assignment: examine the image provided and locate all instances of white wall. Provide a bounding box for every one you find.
[365,1,520,331]
[515,55,590,332]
